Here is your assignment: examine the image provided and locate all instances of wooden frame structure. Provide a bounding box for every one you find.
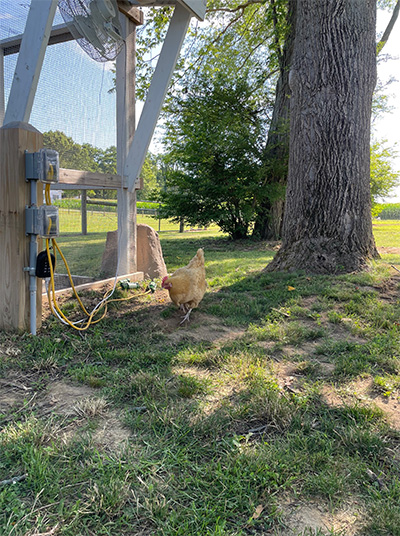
[0,0,206,332]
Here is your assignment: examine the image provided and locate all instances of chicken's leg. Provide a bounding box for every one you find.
[180,308,192,324]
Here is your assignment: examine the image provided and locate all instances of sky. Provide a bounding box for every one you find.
[375,8,400,201]
[1,2,400,195]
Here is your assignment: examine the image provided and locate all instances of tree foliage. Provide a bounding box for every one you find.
[137,152,162,200]
[43,130,117,199]
[370,139,400,207]
[158,73,269,239]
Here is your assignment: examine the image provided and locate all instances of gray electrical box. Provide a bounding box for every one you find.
[38,205,59,238]
[25,149,60,183]
[25,205,59,238]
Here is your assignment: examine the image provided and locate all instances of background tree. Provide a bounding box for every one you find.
[267,0,379,273]
[158,73,268,239]
[137,152,160,200]
[252,0,296,239]
[135,0,399,243]
[43,130,117,199]
[370,139,400,207]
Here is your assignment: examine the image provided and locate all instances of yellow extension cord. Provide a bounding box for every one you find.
[44,184,150,331]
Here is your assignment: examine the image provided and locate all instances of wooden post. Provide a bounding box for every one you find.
[116,14,137,275]
[81,190,87,235]
[124,4,192,192]
[0,47,4,126]
[0,122,43,331]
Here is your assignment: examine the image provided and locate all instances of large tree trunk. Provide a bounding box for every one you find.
[253,0,296,240]
[267,0,379,273]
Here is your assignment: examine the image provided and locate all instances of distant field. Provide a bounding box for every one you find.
[372,219,400,248]
[58,208,182,234]
[53,211,400,278]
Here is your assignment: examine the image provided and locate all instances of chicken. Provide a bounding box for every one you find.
[161,248,207,324]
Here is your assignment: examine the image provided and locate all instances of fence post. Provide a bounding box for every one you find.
[0,122,43,331]
[81,190,87,235]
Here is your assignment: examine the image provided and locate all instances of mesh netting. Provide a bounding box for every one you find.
[2,1,118,155]
[2,1,120,285]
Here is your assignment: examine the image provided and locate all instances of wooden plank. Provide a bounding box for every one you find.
[117,1,144,25]
[58,168,123,189]
[0,23,74,57]
[124,3,191,192]
[42,272,144,300]
[4,0,58,125]
[125,0,206,20]
[0,123,43,331]
[117,14,137,275]
[0,47,4,126]
[177,0,206,20]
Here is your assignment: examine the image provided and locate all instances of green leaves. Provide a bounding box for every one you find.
[370,139,400,208]
[159,73,271,239]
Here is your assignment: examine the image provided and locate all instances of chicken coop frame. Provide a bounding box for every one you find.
[0,0,206,333]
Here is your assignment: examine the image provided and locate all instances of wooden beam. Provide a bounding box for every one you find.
[0,24,75,57]
[0,47,4,126]
[117,14,137,275]
[58,168,123,189]
[126,0,206,20]
[42,272,144,300]
[125,3,191,192]
[4,0,58,125]
[117,1,144,25]
[177,0,206,20]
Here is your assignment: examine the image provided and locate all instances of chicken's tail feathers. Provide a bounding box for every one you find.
[196,248,204,260]
[187,248,204,267]
[183,248,205,270]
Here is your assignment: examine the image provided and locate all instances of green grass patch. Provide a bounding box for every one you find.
[2,224,400,534]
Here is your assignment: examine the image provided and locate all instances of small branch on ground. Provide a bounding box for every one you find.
[0,474,28,486]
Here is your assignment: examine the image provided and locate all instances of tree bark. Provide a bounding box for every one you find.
[267,0,379,274]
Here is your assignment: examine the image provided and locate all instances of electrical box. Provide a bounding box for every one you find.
[25,149,60,183]
[38,205,59,238]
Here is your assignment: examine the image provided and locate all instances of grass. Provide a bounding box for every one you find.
[372,219,400,248]
[1,219,400,534]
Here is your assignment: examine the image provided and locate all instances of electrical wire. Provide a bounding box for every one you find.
[43,184,150,331]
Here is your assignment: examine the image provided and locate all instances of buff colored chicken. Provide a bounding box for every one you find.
[161,248,207,323]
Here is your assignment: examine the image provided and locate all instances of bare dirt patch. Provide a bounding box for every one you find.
[159,313,246,345]
[378,246,400,255]
[280,341,321,360]
[93,409,131,451]
[41,381,131,450]
[273,500,365,535]
[0,377,131,451]
[0,373,34,415]
[322,378,400,430]
[43,381,98,416]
